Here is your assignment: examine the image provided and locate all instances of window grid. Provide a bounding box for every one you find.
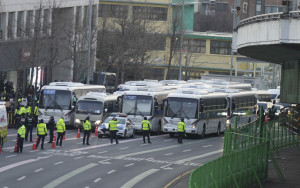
[210,40,231,55]
[133,6,167,21]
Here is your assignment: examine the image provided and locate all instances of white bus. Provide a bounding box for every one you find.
[39,82,106,126]
[227,91,258,127]
[163,89,228,137]
[119,87,176,134]
[74,92,120,129]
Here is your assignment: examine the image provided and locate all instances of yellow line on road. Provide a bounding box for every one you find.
[163,169,194,188]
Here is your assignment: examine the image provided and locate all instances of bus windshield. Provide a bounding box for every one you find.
[40,89,71,110]
[76,101,103,115]
[166,98,198,119]
[122,95,152,116]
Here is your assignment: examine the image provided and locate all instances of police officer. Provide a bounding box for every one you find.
[83,116,91,145]
[36,119,47,150]
[56,117,65,146]
[25,114,34,142]
[177,118,186,144]
[17,124,26,153]
[141,117,151,144]
[109,117,119,144]
[47,116,55,143]
[268,105,276,121]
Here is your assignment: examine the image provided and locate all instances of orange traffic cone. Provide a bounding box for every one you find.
[76,128,80,138]
[32,137,37,150]
[14,139,18,152]
[0,145,2,154]
[265,115,269,122]
[53,131,56,141]
[94,126,98,136]
[51,140,56,149]
[63,135,65,140]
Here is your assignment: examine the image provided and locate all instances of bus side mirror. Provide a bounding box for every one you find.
[200,103,204,113]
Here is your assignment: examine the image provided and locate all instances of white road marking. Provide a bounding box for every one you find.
[139,144,147,146]
[203,145,212,148]
[125,163,135,167]
[107,170,116,174]
[121,169,160,188]
[160,164,173,170]
[43,163,98,188]
[182,149,191,152]
[163,139,172,142]
[176,149,223,164]
[34,168,44,172]
[98,161,111,165]
[77,142,82,145]
[74,156,84,160]
[120,147,128,150]
[0,156,51,173]
[17,176,26,181]
[3,186,8,188]
[85,187,89,188]
[97,151,107,154]
[54,161,64,165]
[164,153,173,156]
[93,178,101,183]
[6,155,16,158]
[29,150,38,153]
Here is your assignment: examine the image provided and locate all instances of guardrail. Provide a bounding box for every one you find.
[189,113,299,188]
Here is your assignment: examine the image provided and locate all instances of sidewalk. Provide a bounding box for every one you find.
[261,146,300,188]
[167,146,300,188]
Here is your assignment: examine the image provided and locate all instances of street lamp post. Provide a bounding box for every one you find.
[179,0,184,80]
[230,6,236,82]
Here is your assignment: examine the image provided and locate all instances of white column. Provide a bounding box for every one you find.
[12,12,17,39]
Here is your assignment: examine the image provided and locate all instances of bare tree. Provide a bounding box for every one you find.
[194,11,233,32]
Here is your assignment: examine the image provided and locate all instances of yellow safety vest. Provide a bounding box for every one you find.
[37,123,47,135]
[27,106,32,115]
[141,120,151,131]
[18,107,27,115]
[83,120,91,131]
[18,125,26,138]
[177,121,186,132]
[109,120,119,131]
[56,118,66,133]
[34,106,39,116]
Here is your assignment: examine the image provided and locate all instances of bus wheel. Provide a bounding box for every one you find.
[217,123,221,136]
[169,133,175,138]
[201,125,206,138]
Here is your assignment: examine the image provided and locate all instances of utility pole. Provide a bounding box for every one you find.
[87,0,93,84]
[179,0,184,80]
[230,6,236,82]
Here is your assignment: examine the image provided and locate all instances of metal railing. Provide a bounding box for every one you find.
[189,114,299,188]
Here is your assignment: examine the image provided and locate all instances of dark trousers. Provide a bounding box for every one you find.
[17,137,24,152]
[178,132,184,143]
[56,133,63,146]
[36,135,45,149]
[49,128,54,142]
[143,130,151,143]
[110,131,118,144]
[25,125,33,142]
[83,130,91,144]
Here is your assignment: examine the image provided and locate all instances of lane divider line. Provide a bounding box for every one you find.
[203,145,212,148]
[107,170,116,174]
[17,176,26,181]
[43,163,98,188]
[125,163,135,167]
[54,161,64,165]
[120,169,160,188]
[93,178,101,183]
[35,168,44,172]
[163,169,194,188]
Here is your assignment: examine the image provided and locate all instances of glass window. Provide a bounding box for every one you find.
[148,37,166,51]
[133,6,167,21]
[17,11,24,37]
[40,90,72,110]
[99,4,129,18]
[26,11,33,37]
[76,101,103,115]
[7,12,14,39]
[166,98,198,119]
[43,9,49,35]
[183,39,206,53]
[210,40,231,55]
[256,0,262,15]
[122,95,153,116]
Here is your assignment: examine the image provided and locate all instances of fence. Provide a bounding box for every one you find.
[189,115,299,188]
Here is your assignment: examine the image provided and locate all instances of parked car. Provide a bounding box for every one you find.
[97,113,135,138]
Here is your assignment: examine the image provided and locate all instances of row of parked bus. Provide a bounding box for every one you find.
[37,79,270,138]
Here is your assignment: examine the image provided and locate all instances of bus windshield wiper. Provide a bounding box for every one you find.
[172,108,182,118]
[136,106,144,116]
[181,110,190,120]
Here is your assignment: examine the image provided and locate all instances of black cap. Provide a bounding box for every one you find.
[144,117,147,120]
[181,118,184,122]
[39,119,44,123]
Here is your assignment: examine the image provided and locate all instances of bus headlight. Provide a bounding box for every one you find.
[226,119,230,125]
[192,123,197,129]
[75,119,81,124]
[95,120,101,125]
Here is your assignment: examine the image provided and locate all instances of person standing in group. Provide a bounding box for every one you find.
[177,118,186,144]
[17,124,26,153]
[83,116,91,145]
[141,117,151,144]
[109,117,119,144]
[56,117,65,146]
[25,114,34,142]
[47,116,55,143]
[36,119,47,149]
